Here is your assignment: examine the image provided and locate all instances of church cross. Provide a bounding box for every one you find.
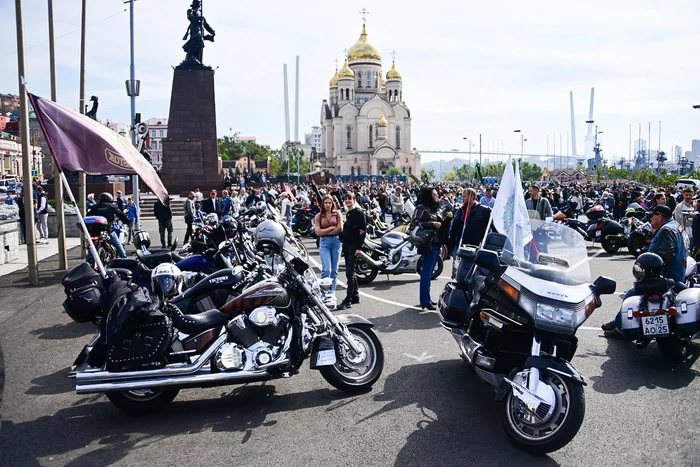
[334,58,339,68]
[360,8,369,23]
[391,50,397,61]
[342,48,348,57]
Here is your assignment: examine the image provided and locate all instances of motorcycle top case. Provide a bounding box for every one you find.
[585,205,607,220]
[62,262,104,323]
[673,288,700,333]
[84,216,109,237]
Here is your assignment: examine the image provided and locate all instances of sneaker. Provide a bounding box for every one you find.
[351,296,360,304]
[601,321,616,332]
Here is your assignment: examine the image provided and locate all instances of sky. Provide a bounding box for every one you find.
[1,0,699,166]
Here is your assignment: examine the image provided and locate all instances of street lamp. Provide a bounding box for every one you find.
[693,105,700,109]
[514,130,525,158]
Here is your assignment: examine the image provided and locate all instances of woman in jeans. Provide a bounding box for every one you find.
[315,195,343,294]
[413,187,451,310]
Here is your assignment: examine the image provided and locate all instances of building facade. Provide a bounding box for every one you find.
[305,126,322,153]
[145,118,168,170]
[318,23,420,176]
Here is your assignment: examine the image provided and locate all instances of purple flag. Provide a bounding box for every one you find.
[28,93,169,206]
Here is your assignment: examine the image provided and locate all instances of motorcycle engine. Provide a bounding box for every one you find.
[217,307,290,371]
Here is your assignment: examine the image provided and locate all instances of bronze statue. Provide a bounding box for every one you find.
[181,0,215,66]
[85,96,98,121]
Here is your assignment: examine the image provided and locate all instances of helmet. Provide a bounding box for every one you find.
[151,263,184,299]
[99,192,114,204]
[133,230,151,250]
[206,212,219,226]
[254,219,286,253]
[625,207,636,217]
[255,201,267,216]
[221,215,236,232]
[632,252,665,282]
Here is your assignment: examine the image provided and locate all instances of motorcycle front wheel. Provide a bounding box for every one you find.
[106,388,180,414]
[355,257,379,285]
[320,324,384,393]
[601,236,620,254]
[503,370,585,455]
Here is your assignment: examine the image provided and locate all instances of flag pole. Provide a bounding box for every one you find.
[15,0,39,285]
[27,93,107,278]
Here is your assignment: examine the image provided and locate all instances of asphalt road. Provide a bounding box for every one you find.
[1,221,699,466]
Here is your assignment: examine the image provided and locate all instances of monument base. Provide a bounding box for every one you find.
[161,68,220,196]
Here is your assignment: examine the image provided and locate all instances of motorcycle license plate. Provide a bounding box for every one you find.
[641,315,670,337]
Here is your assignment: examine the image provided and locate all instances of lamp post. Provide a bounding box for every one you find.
[514,130,525,158]
[462,137,475,164]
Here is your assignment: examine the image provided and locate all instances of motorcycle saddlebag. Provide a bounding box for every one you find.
[106,311,173,371]
[673,288,700,334]
[62,263,104,323]
[438,282,472,325]
[618,295,643,339]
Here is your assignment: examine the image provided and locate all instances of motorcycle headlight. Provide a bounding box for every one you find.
[519,291,595,335]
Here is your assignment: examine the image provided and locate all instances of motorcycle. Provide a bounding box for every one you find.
[70,243,384,414]
[437,219,616,453]
[354,229,444,285]
[83,216,118,268]
[584,206,626,254]
[291,205,316,237]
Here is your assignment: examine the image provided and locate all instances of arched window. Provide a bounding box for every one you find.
[368,124,373,148]
[345,89,350,100]
[374,71,379,88]
[395,126,401,149]
[356,96,361,104]
[366,71,371,88]
[375,123,378,139]
[409,166,412,175]
[346,125,352,149]
[351,166,355,176]
[357,165,361,175]
[357,71,362,88]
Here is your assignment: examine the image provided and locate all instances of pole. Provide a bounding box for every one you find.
[479,133,482,167]
[629,124,632,165]
[15,0,39,285]
[658,120,661,162]
[129,0,140,229]
[648,122,651,167]
[78,0,87,258]
[48,0,67,270]
[638,123,642,166]
[294,56,300,143]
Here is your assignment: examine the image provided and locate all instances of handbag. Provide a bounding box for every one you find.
[409,224,435,248]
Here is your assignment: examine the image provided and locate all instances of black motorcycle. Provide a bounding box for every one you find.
[438,220,615,453]
[584,205,626,254]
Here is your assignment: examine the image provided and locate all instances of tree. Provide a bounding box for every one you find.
[420,168,435,182]
[607,168,628,180]
[454,163,472,181]
[443,171,456,182]
[520,161,542,182]
[387,166,402,176]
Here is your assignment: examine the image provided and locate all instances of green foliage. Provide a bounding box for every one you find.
[607,168,629,180]
[520,161,542,182]
[443,171,456,182]
[280,146,310,177]
[386,166,402,176]
[217,133,275,163]
[454,163,472,181]
[421,168,435,181]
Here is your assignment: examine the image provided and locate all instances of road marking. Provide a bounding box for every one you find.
[579,326,601,331]
[404,351,434,362]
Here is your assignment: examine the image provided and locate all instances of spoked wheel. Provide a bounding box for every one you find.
[355,257,379,285]
[657,337,690,363]
[106,388,179,414]
[601,236,620,254]
[503,370,585,455]
[417,256,444,280]
[320,324,384,393]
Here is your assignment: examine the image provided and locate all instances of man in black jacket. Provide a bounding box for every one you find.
[87,192,130,258]
[448,188,491,256]
[154,199,173,248]
[337,192,366,310]
[202,190,222,216]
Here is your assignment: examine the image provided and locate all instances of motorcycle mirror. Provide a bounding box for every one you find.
[593,276,616,295]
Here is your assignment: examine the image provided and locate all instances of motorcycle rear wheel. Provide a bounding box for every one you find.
[503,370,585,455]
[106,388,179,414]
[320,324,384,393]
[601,236,620,254]
[627,234,646,258]
[657,337,689,363]
[355,258,379,285]
[417,255,444,280]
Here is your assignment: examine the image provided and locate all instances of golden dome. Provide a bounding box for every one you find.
[378,113,388,127]
[386,60,402,80]
[314,161,322,168]
[329,69,339,87]
[347,24,382,61]
[337,59,354,79]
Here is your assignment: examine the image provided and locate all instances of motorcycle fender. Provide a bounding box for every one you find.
[335,314,374,327]
[309,336,337,369]
[494,357,586,401]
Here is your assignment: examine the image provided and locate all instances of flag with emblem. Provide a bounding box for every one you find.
[490,155,532,259]
[28,93,169,206]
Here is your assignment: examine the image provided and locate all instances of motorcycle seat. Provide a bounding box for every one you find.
[109,258,138,269]
[137,251,173,269]
[170,305,230,335]
[366,239,382,250]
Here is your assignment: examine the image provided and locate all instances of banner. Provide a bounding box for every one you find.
[28,93,169,206]
[491,156,532,259]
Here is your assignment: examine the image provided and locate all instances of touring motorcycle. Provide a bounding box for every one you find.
[70,231,384,413]
[437,220,616,454]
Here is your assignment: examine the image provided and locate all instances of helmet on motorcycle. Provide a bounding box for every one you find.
[221,215,236,232]
[151,263,184,299]
[625,207,636,217]
[206,212,219,226]
[254,219,286,253]
[99,192,114,204]
[133,230,151,250]
[632,252,665,282]
[255,201,267,216]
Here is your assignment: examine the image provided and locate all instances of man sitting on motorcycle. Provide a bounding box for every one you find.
[602,204,687,337]
[86,192,131,259]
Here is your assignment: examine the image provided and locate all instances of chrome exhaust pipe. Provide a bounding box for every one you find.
[357,251,383,268]
[76,360,290,394]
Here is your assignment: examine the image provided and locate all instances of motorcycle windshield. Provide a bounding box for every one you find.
[504,219,591,286]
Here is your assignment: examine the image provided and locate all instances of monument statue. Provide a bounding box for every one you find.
[85,96,98,120]
[180,0,215,68]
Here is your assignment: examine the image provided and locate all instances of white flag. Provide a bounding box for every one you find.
[491,156,532,259]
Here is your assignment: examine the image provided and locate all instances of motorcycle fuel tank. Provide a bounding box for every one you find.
[220,280,291,314]
[381,232,408,249]
[176,254,210,272]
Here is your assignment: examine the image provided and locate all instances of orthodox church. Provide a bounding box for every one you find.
[318,22,420,177]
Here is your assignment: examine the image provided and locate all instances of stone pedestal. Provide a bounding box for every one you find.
[161,68,220,196]
[0,220,20,265]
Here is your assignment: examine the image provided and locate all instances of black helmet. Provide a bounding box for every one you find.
[133,230,151,250]
[99,192,114,204]
[254,219,286,253]
[633,252,665,282]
